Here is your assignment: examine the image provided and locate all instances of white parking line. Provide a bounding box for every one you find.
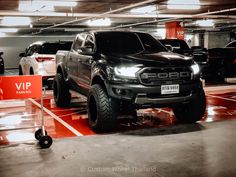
[155,108,173,115]
[28,98,84,136]
[207,94,236,102]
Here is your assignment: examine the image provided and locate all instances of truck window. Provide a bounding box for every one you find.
[84,35,95,49]
[137,33,167,53]
[72,34,84,51]
[96,32,144,54]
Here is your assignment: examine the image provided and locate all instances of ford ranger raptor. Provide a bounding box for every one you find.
[53,31,206,132]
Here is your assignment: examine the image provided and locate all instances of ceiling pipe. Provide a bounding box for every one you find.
[110,7,236,29]
[38,0,159,33]
[0,11,235,19]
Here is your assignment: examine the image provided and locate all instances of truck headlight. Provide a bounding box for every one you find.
[191,63,200,75]
[114,66,140,78]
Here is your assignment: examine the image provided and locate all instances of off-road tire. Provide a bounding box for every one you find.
[173,90,206,123]
[88,84,117,132]
[53,73,71,107]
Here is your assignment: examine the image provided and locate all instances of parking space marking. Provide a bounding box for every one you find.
[207,94,236,102]
[29,98,84,137]
[155,108,173,115]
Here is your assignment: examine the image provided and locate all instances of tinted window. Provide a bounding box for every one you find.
[226,41,236,48]
[179,40,190,50]
[84,35,95,48]
[137,33,166,53]
[72,34,85,51]
[39,42,72,54]
[96,32,144,54]
[26,45,40,56]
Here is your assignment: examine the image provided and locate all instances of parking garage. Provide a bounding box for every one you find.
[0,1,236,177]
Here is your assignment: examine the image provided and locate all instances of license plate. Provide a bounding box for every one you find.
[161,84,179,95]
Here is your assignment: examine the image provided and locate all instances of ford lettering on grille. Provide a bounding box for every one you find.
[141,72,190,80]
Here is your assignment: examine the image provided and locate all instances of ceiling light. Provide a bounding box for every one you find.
[19,1,54,12]
[0,28,18,33]
[52,1,77,7]
[19,1,77,12]
[86,18,111,27]
[130,5,158,14]
[1,17,31,26]
[167,0,200,10]
[196,19,214,27]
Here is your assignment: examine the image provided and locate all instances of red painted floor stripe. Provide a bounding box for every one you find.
[32,97,96,136]
[1,89,236,146]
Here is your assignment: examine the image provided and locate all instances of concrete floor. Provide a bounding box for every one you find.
[0,120,236,177]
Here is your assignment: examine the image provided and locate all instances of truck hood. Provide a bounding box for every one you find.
[106,52,193,67]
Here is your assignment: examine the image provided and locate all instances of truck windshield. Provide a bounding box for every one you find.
[137,33,167,53]
[96,32,166,54]
[40,42,72,54]
[159,39,190,51]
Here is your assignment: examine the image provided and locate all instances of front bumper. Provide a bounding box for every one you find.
[106,81,202,108]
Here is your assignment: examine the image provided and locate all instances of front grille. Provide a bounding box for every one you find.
[138,67,192,86]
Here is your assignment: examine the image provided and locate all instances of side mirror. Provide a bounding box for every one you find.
[19,52,25,57]
[165,44,173,52]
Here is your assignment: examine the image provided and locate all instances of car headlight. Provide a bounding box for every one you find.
[191,63,200,75]
[114,66,140,78]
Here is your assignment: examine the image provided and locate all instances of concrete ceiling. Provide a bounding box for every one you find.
[0,0,235,35]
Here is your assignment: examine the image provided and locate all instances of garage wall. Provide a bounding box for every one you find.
[193,33,200,46]
[0,36,75,69]
[204,31,231,49]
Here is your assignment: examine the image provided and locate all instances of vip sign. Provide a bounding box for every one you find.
[0,75,42,100]
[177,28,185,40]
[15,82,32,94]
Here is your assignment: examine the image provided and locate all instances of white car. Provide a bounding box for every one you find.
[19,41,72,86]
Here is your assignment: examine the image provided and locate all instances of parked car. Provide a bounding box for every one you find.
[159,39,192,56]
[19,41,72,86]
[159,39,208,78]
[0,52,4,74]
[207,40,236,80]
[54,31,206,132]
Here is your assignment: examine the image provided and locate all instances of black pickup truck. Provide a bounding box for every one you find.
[54,31,206,132]
[207,40,236,80]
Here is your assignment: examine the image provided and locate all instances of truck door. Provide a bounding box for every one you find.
[77,34,94,90]
[67,34,84,84]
